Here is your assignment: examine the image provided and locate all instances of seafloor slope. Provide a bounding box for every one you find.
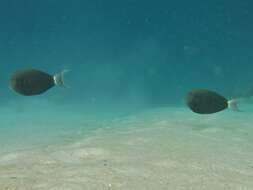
[0,106,253,190]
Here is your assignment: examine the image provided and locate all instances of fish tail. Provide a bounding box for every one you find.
[228,99,240,112]
[53,69,69,87]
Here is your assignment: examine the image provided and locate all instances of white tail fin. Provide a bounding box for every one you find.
[53,69,69,87]
[228,99,240,112]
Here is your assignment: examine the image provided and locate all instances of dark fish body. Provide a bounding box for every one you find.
[186,89,228,114]
[10,69,55,96]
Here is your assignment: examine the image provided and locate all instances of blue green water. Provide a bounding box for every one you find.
[0,1,253,189]
[1,1,253,103]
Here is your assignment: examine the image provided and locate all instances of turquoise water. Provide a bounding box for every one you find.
[1,1,253,189]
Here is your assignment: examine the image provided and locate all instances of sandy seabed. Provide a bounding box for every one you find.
[0,106,253,190]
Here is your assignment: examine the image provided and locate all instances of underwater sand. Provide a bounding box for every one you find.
[0,103,253,190]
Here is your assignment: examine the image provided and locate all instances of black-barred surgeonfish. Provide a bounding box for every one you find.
[10,69,68,96]
[186,89,239,114]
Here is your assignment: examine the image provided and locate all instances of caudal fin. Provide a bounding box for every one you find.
[228,99,240,112]
[53,69,69,87]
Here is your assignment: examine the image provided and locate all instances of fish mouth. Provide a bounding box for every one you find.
[10,78,17,87]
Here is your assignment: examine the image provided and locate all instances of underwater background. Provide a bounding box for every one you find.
[0,1,253,189]
[1,0,253,105]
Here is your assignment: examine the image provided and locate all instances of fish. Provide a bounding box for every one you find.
[10,69,68,96]
[186,89,239,114]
